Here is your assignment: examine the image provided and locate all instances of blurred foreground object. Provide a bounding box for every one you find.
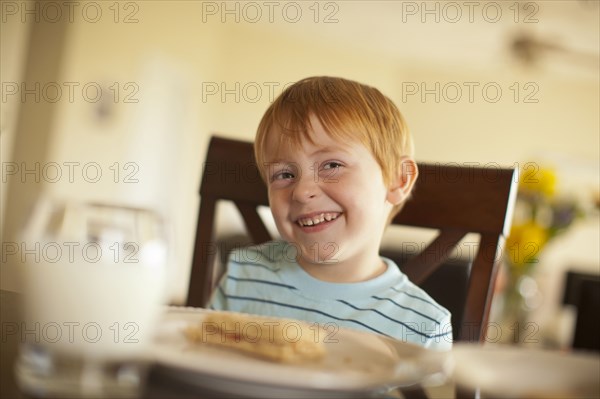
[16,198,168,398]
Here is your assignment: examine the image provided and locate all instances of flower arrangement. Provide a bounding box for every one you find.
[500,163,584,338]
[506,165,582,272]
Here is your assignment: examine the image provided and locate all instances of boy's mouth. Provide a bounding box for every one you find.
[296,212,342,227]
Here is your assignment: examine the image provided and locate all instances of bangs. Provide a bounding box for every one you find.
[256,78,372,169]
[255,76,412,186]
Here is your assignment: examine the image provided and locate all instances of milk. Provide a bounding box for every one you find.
[22,249,166,361]
[19,200,168,361]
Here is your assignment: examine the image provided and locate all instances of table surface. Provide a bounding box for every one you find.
[0,290,443,399]
[1,289,222,399]
[5,289,597,399]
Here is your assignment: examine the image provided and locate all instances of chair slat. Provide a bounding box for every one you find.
[459,233,504,342]
[395,163,517,236]
[188,196,218,307]
[200,137,268,205]
[235,202,272,244]
[400,229,466,284]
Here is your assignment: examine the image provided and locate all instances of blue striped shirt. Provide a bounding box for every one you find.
[208,241,452,350]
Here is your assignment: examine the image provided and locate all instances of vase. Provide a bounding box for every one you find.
[500,265,542,346]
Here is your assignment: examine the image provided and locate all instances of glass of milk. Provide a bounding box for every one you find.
[15,198,168,398]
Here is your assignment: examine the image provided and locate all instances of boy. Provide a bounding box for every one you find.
[209,77,452,350]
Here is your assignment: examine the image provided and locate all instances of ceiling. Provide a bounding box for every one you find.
[270,0,599,79]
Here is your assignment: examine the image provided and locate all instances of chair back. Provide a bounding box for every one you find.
[186,136,518,343]
[563,271,600,351]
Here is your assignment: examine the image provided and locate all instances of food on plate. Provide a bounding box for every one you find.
[184,311,326,363]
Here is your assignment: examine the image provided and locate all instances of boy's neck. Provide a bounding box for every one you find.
[296,252,387,283]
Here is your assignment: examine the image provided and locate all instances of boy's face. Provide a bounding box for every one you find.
[263,115,396,281]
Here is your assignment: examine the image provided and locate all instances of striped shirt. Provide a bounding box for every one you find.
[208,241,452,350]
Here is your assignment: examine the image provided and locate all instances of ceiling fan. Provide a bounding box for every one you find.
[510,32,599,70]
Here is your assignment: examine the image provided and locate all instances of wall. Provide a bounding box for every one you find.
[2,2,598,324]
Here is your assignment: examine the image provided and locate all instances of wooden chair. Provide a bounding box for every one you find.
[563,271,600,352]
[186,135,518,343]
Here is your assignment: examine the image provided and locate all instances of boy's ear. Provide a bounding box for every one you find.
[386,158,418,205]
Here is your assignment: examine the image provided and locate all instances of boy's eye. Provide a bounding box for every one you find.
[322,161,343,170]
[272,171,295,181]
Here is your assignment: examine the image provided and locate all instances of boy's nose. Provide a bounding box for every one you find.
[292,175,319,202]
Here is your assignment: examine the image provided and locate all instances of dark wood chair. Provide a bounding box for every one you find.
[380,248,471,342]
[563,271,600,352]
[186,135,518,344]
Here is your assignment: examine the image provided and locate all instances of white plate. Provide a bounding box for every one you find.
[452,343,600,399]
[149,307,452,398]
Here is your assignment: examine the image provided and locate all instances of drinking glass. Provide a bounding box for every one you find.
[15,198,168,398]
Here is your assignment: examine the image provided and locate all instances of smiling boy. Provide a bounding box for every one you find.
[209,77,452,349]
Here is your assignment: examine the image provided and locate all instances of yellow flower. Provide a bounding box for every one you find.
[519,166,557,198]
[506,221,548,266]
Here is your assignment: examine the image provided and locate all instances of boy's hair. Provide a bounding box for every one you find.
[255,76,415,220]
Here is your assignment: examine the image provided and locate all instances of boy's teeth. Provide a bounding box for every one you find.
[298,213,339,227]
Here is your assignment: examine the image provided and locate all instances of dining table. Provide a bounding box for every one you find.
[2,289,598,399]
[0,289,444,399]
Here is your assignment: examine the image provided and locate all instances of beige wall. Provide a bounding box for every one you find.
[2,2,598,313]
[0,0,33,246]
[1,5,72,290]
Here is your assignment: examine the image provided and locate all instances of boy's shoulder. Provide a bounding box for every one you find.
[382,258,451,321]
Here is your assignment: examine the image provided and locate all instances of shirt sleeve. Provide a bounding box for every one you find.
[423,313,453,351]
[206,271,229,310]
